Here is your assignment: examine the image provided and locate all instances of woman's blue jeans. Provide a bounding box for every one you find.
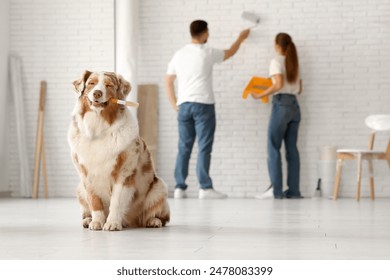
[175,102,215,190]
[268,94,301,198]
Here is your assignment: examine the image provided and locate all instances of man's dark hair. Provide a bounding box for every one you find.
[190,20,208,38]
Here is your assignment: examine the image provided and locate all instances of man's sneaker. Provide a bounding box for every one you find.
[198,188,228,199]
[283,190,304,199]
[255,184,274,199]
[174,188,187,199]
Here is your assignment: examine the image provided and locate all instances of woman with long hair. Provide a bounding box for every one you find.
[252,33,303,199]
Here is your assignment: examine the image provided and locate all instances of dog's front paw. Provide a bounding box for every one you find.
[103,220,123,231]
[89,220,104,231]
[146,218,162,228]
[82,217,92,228]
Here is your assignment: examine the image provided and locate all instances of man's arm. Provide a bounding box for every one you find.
[224,29,250,61]
[165,74,178,111]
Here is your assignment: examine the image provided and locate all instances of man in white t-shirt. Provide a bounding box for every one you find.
[165,20,249,199]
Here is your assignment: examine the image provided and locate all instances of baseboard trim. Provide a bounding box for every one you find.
[0,191,11,198]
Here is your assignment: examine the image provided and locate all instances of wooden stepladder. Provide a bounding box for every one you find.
[32,81,48,199]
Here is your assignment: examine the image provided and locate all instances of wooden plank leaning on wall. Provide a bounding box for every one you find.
[137,84,158,167]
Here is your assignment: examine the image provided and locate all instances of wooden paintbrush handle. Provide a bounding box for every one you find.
[110,98,139,108]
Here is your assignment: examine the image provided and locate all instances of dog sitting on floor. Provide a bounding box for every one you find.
[68,70,170,230]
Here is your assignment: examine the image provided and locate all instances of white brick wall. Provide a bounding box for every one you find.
[8,0,114,196]
[137,0,390,198]
[7,0,390,198]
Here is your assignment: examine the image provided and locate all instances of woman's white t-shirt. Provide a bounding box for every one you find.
[167,44,224,105]
[269,55,300,95]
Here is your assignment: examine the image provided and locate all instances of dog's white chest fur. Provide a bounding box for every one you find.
[81,109,108,139]
[69,109,139,178]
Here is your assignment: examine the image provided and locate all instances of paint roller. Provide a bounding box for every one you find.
[241,11,260,29]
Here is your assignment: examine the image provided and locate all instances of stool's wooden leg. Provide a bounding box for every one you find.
[367,159,374,200]
[356,154,362,202]
[333,158,343,200]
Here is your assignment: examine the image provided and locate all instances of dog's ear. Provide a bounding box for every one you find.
[72,70,92,97]
[116,74,131,98]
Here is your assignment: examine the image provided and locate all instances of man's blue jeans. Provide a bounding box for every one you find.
[175,102,215,190]
[268,94,301,198]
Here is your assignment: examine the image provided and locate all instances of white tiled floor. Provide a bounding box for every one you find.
[0,197,389,260]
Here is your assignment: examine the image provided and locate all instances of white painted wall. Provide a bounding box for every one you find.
[0,0,10,193]
[8,0,114,197]
[7,0,390,198]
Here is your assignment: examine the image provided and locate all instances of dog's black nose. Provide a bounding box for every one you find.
[93,90,102,99]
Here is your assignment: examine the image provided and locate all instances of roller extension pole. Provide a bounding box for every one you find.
[32,81,47,199]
